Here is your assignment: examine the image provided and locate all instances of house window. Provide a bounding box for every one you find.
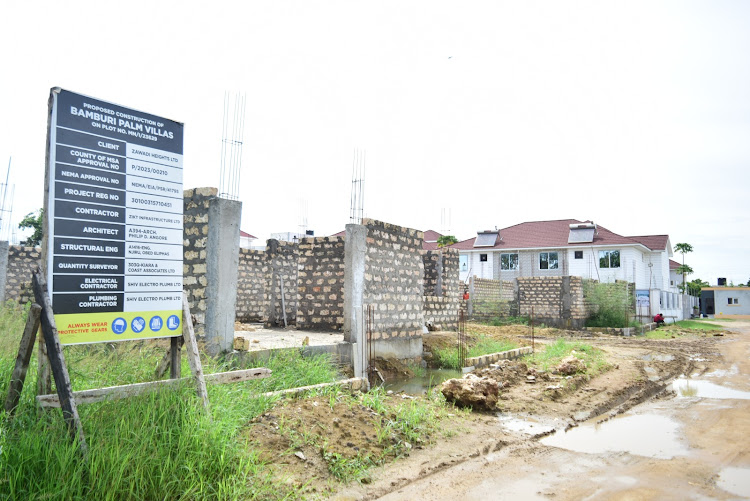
[574,251,583,259]
[728,297,739,305]
[501,253,519,270]
[599,250,621,268]
[480,253,488,262]
[539,252,558,270]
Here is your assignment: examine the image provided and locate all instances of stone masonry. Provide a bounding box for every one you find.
[297,236,345,330]
[236,248,268,322]
[470,277,517,321]
[266,239,299,327]
[3,245,41,305]
[183,187,213,334]
[518,276,587,328]
[364,219,425,341]
[422,248,461,330]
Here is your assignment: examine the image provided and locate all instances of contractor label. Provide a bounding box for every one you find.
[47,88,184,345]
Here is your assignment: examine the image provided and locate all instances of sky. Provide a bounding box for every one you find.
[1,1,749,286]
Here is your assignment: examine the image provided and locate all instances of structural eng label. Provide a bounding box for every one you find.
[46,88,184,345]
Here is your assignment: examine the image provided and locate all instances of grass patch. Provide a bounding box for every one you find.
[524,338,610,376]
[0,301,345,500]
[486,316,529,326]
[669,320,725,331]
[432,335,517,369]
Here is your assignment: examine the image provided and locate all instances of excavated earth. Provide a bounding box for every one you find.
[241,322,742,500]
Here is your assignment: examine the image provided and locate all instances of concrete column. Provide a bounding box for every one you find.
[435,251,443,297]
[0,241,8,303]
[205,197,242,355]
[344,224,366,379]
[561,276,572,328]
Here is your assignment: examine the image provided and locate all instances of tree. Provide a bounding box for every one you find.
[437,235,458,248]
[686,278,709,296]
[675,264,693,292]
[674,242,694,293]
[19,209,43,247]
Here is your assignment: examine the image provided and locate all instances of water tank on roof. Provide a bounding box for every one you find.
[718,277,727,286]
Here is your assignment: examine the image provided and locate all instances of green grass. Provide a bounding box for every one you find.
[486,316,529,326]
[524,338,610,376]
[0,301,458,499]
[669,320,725,331]
[432,335,518,369]
[0,302,343,500]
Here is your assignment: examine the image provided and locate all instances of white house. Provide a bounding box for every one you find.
[452,219,694,319]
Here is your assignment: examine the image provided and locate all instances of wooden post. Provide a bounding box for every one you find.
[4,304,42,415]
[37,334,51,396]
[182,293,209,412]
[32,272,88,454]
[170,336,182,379]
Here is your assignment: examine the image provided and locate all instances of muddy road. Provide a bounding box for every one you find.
[335,321,750,500]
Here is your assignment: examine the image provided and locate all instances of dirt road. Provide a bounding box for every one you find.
[335,322,750,500]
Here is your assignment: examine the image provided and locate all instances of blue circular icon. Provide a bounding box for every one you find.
[166,315,181,331]
[112,317,127,335]
[131,317,146,333]
[149,316,163,332]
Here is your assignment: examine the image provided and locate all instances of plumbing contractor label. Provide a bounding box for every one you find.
[46,88,184,344]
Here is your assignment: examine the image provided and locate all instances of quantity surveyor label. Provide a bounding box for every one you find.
[46,88,184,344]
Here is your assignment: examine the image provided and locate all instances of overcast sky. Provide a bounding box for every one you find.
[1,1,749,286]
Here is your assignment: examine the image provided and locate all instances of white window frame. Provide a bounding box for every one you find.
[500,253,519,271]
[539,252,559,270]
[599,249,621,269]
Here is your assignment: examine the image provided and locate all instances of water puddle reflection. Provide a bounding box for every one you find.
[383,368,462,395]
[671,378,750,400]
[717,466,750,498]
[540,413,688,459]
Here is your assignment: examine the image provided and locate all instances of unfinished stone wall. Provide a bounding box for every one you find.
[297,236,345,330]
[3,245,41,305]
[364,219,425,343]
[236,248,267,322]
[266,239,299,327]
[183,187,213,334]
[422,248,461,330]
[470,277,517,321]
[518,276,587,328]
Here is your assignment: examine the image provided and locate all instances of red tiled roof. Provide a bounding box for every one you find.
[423,230,443,242]
[627,235,670,251]
[330,230,346,237]
[669,259,681,270]
[451,219,665,251]
[240,230,257,239]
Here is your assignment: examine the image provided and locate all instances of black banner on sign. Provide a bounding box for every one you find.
[54,199,125,224]
[56,90,184,155]
[55,163,125,190]
[53,274,124,293]
[53,256,124,275]
[53,218,125,241]
[55,144,125,173]
[52,293,124,314]
[56,127,127,156]
[53,236,124,258]
[55,181,125,207]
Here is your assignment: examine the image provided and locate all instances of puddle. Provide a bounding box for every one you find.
[703,365,739,378]
[717,466,750,498]
[540,413,688,459]
[497,415,555,436]
[641,354,675,362]
[383,369,462,394]
[671,378,750,400]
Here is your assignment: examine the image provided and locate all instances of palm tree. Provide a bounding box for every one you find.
[674,242,693,294]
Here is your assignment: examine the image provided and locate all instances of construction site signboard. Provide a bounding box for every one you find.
[45,88,184,345]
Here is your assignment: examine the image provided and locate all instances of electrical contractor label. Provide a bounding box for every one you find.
[46,88,184,344]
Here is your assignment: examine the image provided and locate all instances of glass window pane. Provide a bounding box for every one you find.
[549,252,559,269]
[510,253,518,270]
[610,250,620,268]
[501,254,509,270]
[540,253,548,269]
[599,250,609,268]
